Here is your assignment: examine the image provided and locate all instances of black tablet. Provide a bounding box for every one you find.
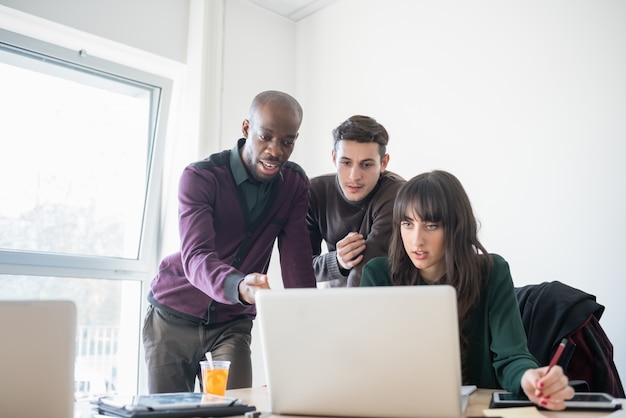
[95,392,256,418]
[491,391,622,411]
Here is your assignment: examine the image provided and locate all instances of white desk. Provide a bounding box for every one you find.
[75,387,624,417]
[226,386,625,418]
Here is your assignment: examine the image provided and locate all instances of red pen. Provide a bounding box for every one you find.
[547,338,568,372]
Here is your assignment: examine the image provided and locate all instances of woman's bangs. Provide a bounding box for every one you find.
[412,182,444,222]
[415,198,442,222]
[395,180,444,223]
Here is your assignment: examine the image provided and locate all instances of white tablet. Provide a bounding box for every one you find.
[491,391,622,411]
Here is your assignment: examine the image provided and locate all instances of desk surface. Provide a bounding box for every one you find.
[226,386,624,418]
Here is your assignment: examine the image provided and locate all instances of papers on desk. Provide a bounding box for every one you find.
[483,406,549,417]
[461,385,477,413]
[461,385,477,396]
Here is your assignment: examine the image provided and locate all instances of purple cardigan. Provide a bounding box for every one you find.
[149,141,316,324]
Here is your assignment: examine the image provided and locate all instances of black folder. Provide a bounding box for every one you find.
[94,392,256,418]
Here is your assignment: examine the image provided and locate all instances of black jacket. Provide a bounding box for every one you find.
[515,281,624,397]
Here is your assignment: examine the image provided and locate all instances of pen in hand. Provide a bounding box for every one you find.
[546,338,568,373]
[534,338,569,401]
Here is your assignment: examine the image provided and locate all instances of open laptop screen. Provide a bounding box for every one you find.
[256,286,463,418]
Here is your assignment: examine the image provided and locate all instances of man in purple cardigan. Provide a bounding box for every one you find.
[143,90,316,393]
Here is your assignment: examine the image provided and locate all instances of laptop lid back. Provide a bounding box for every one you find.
[256,286,463,418]
[0,300,76,418]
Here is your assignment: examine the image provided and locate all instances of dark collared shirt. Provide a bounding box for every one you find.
[229,142,272,225]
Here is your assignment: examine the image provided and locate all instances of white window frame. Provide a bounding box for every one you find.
[0,24,169,277]
[0,5,186,393]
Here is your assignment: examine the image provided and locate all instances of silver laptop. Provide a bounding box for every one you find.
[0,300,76,418]
[256,286,464,418]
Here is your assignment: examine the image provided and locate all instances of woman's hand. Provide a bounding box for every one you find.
[520,366,575,411]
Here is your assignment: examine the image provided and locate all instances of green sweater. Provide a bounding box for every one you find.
[361,253,539,392]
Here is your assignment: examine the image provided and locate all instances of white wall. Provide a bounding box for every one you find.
[220,0,298,149]
[294,0,626,382]
[0,0,189,62]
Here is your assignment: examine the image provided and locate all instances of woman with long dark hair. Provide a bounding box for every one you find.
[361,170,574,410]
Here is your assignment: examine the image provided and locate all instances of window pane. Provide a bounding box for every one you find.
[0,44,155,260]
[0,25,172,401]
[0,275,141,400]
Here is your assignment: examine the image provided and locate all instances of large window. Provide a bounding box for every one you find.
[0,27,171,399]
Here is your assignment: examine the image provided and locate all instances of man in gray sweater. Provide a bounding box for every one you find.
[306,115,405,287]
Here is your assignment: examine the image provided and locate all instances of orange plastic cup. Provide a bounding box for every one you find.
[200,360,230,396]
